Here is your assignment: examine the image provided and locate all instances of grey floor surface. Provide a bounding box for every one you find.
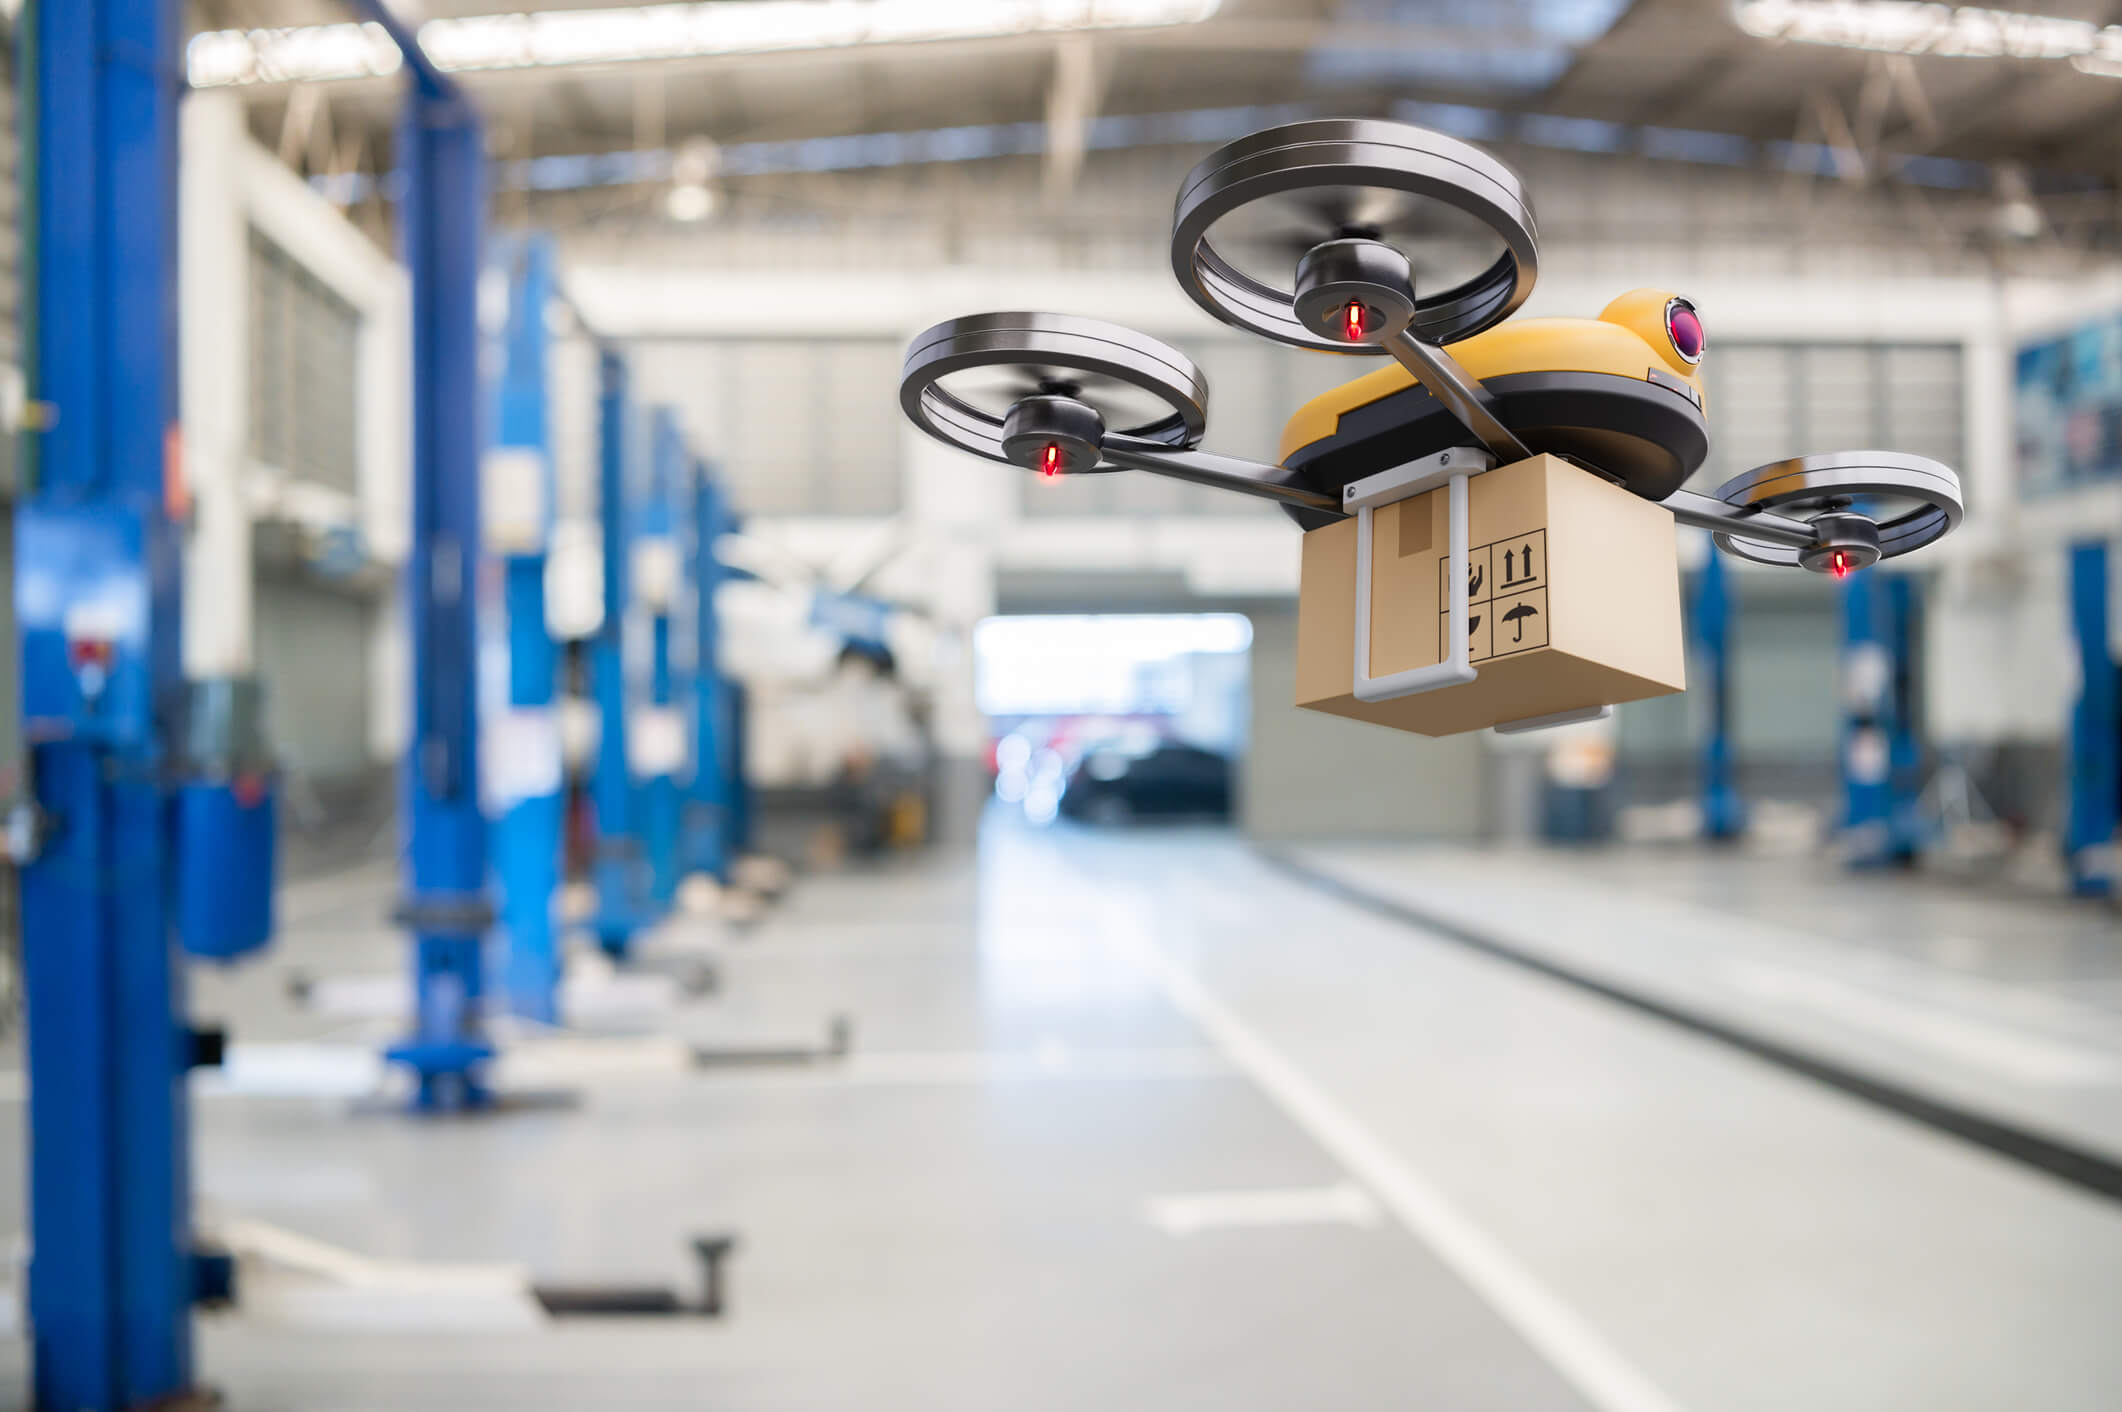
[1,821,2119,1410]
[1288,841,2122,1159]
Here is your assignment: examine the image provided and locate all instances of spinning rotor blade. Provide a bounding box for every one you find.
[930,361,1198,433]
[900,313,1208,469]
[1172,119,1539,352]
[1206,183,1515,297]
[1231,185,1433,251]
[1707,452,1963,567]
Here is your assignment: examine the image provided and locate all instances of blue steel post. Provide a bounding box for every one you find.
[2065,541,2119,896]
[376,20,496,1106]
[1692,547,1745,841]
[1839,571,1922,867]
[18,1,201,1404]
[685,463,735,881]
[1882,575,1925,861]
[728,679,756,858]
[641,411,683,910]
[589,355,652,954]
[490,234,564,1021]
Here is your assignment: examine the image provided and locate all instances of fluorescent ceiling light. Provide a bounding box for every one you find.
[665,183,717,222]
[189,0,1222,88]
[311,98,2016,206]
[189,23,404,86]
[1733,0,2122,69]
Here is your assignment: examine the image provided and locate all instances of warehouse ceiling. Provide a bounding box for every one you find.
[192,0,2122,254]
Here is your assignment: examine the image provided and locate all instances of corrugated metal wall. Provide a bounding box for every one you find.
[243,222,376,788]
[590,332,1389,521]
[1242,605,1491,840]
[561,330,1963,531]
[1696,341,1965,488]
[607,336,906,517]
[254,575,375,784]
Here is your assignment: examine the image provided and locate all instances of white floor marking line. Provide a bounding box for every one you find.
[206,1218,544,1332]
[1144,1182,1382,1237]
[299,968,684,1023]
[0,1049,1236,1104]
[1107,922,1688,1412]
[202,1042,390,1098]
[736,1046,1237,1088]
[0,1044,1240,1103]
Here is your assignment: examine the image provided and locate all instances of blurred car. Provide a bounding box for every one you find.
[1059,742,1233,825]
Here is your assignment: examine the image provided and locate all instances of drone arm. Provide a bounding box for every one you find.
[1100,435,1344,514]
[1661,488,1819,551]
[1380,331,1534,465]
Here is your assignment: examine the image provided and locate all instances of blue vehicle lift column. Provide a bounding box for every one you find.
[685,463,736,881]
[1839,570,1924,867]
[361,5,496,1106]
[589,354,654,955]
[638,411,685,911]
[2065,540,2119,897]
[16,1,276,1403]
[728,680,757,860]
[488,233,565,1021]
[1691,545,1745,841]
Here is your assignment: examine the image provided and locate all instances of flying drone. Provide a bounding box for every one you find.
[898,118,1964,736]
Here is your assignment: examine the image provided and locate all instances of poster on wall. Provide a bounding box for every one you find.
[2015,316,2122,499]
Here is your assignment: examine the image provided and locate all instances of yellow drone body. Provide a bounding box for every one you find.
[1264,288,1714,515]
[1279,289,1708,466]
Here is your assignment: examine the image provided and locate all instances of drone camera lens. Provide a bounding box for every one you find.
[1666,299,1704,363]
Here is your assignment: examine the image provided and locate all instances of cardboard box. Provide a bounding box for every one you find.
[1295,453,1686,737]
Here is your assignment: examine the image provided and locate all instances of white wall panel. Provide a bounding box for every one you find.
[183,97,410,761]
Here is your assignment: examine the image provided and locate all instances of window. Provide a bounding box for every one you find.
[247,228,362,494]
[615,337,906,518]
[1696,341,1965,492]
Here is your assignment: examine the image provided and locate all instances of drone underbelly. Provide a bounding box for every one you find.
[1277,370,1711,529]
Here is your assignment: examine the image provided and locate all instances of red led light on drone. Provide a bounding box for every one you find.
[1831,550,1851,580]
[1345,302,1367,341]
[1042,443,1061,478]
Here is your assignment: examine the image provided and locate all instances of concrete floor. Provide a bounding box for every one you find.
[1286,842,2122,1158]
[3,820,2121,1410]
